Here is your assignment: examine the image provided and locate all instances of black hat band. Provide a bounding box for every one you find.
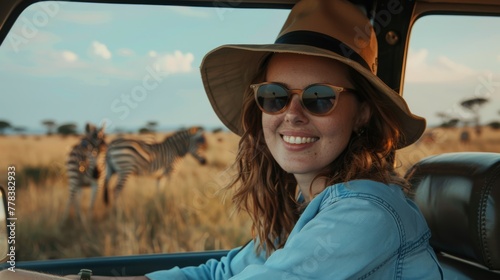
[275,30,371,71]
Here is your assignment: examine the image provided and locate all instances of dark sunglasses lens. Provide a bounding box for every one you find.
[256,84,289,113]
[302,85,337,114]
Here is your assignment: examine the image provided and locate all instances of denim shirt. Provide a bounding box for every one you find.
[146,180,443,280]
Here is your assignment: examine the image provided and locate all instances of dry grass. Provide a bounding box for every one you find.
[0,127,499,261]
[396,126,500,174]
[1,131,250,261]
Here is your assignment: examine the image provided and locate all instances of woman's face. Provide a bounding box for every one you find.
[262,53,370,186]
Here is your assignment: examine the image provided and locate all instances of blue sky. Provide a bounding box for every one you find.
[0,2,499,134]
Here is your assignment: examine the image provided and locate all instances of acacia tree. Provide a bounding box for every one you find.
[436,112,460,128]
[41,120,57,135]
[146,121,158,133]
[460,97,489,135]
[0,120,12,135]
[461,97,488,112]
[138,127,152,134]
[57,123,78,136]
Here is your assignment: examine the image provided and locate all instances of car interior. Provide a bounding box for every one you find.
[406,152,500,279]
[0,0,499,279]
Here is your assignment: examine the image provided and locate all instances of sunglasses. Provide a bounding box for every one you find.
[251,82,357,116]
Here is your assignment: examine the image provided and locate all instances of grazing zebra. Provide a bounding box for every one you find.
[63,123,106,220]
[103,126,207,205]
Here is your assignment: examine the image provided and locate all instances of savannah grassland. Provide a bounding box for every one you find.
[0,127,499,261]
[0,131,251,261]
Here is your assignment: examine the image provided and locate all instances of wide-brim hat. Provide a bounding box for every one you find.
[200,0,426,149]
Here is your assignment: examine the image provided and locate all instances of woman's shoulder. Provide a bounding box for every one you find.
[310,179,429,235]
[321,179,406,203]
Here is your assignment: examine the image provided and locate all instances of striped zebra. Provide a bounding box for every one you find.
[63,123,106,220]
[103,126,207,205]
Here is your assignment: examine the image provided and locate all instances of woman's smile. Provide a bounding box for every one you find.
[281,134,319,145]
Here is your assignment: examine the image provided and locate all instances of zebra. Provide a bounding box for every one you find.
[63,123,106,220]
[103,126,207,205]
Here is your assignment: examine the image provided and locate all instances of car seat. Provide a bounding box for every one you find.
[405,152,500,279]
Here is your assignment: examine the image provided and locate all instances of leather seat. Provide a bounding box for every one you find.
[405,152,500,279]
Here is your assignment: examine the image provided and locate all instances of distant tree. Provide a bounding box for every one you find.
[435,112,461,128]
[461,97,489,111]
[138,127,152,134]
[0,120,12,135]
[57,123,78,136]
[461,97,489,136]
[439,118,460,128]
[488,121,500,130]
[146,121,158,133]
[41,120,57,135]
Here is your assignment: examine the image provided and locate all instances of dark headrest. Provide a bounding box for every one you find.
[405,152,500,270]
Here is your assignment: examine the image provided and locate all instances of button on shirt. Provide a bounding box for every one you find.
[146,180,443,279]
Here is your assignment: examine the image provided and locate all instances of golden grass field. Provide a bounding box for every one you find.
[0,126,499,261]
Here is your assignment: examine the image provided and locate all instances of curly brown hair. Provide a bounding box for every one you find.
[224,61,409,256]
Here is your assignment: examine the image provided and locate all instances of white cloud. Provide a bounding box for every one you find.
[149,51,157,58]
[91,41,112,60]
[437,56,475,76]
[117,48,134,57]
[61,51,78,62]
[156,50,194,74]
[405,48,475,83]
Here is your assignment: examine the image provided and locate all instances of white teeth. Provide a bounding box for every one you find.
[283,135,318,144]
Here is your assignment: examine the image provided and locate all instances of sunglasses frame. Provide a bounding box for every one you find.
[250,82,357,116]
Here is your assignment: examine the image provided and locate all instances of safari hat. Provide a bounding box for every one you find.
[200,0,426,148]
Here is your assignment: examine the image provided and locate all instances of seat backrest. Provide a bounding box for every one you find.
[405,152,500,279]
